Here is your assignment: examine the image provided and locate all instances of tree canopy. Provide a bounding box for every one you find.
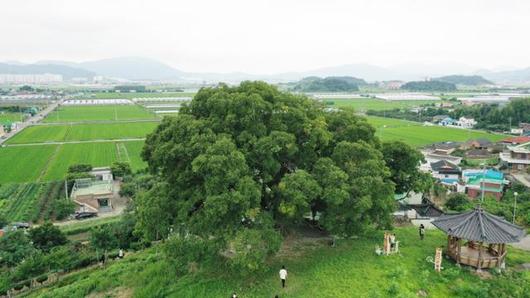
[138,81,419,271]
[401,80,456,92]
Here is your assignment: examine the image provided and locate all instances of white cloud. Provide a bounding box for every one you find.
[2,0,529,73]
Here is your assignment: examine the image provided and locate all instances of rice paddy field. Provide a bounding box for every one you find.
[366,116,505,147]
[0,141,147,183]
[43,105,158,123]
[6,122,158,144]
[0,145,57,183]
[325,98,439,112]
[0,111,24,122]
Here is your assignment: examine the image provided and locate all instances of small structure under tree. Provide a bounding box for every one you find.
[432,206,525,270]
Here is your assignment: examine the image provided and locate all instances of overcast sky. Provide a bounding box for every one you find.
[3,0,529,73]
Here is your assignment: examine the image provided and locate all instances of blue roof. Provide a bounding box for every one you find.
[464,169,503,180]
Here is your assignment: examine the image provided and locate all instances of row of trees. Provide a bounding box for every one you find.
[134,81,429,273]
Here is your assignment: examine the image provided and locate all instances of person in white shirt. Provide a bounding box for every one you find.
[279,265,288,288]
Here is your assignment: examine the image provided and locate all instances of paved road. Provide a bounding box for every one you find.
[0,99,63,145]
[3,138,146,147]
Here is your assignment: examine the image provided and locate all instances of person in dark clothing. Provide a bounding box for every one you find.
[419,224,425,240]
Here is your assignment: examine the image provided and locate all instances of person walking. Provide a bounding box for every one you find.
[419,224,425,240]
[279,265,288,288]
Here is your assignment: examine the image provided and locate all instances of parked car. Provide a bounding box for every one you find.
[73,212,98,220]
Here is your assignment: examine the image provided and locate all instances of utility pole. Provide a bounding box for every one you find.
[480,163,486,203]
[513,192,518,224]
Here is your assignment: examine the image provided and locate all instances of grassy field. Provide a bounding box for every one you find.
[366,116,505,147]
[325,98,439,112]
[7,122,158,144]
[43,105,157,123]
[24,226,530,298]
[0,141,147,183]
[0,112,24,123]
[93,92,195,99]
[0,145,57,183]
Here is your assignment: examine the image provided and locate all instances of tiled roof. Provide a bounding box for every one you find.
[432,207,526,243]
[501,136,530,144]
[430,160,460,172]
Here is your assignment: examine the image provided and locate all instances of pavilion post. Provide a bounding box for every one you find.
[477,241,483,271]
[457,238,461,264]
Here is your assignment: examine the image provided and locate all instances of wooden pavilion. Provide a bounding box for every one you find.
[432,206,526,270]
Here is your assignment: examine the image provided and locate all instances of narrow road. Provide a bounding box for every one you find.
[32,118,161,126]
[0,98,64,145]
[4,138,146,147]
[511,235,530,251]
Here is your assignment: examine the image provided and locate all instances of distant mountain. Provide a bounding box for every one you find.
[479,67,530,84]
[0,63,95,79]
[434,75,493,86]
[78,57,184,81]
[401,80,457,92]
[291,76,365,92]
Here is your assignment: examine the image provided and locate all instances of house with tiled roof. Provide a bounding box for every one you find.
[500,136,530,145]
[430,160,461,184]
[499,141,530,172]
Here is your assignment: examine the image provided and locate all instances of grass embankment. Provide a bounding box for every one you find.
[366,116,505,147]
[23,227,530,298]
[43,105,157,123]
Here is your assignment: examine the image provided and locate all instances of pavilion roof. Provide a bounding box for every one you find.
[432,207,526,243]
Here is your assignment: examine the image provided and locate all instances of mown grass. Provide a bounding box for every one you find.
[366,116,505,147]
[7,122,158,144]
[326,98,439,112]
[23,227,530,298]
[43,105,157,123]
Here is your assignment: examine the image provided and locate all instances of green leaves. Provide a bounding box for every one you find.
[138,81,417,271]
[278,170,321,218]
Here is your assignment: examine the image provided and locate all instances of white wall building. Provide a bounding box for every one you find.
[0,73,63,84]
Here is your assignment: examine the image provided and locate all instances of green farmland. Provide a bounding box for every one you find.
[367,116,505,147]
[0,112,24,123]
[0,141,147,183]
[0,145,57,183]
[7,122,158,144]
[43,105,157,123]
[325,98,439,112]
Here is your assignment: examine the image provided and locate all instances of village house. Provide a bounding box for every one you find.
[462,169,508,200]
[430,160,461,184]
[519,123,530,135]
[439,117,456,126]
[70,167,115,213]
[393,192,444,227]
[462,138,493,150]
[500,136,530,146]
[455,117,477,129]
[499,141,530,172]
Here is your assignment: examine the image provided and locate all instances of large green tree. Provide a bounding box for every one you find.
[139,82,404,271]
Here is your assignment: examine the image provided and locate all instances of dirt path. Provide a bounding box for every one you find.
[4,138,146,147]
[511,235,530,251]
